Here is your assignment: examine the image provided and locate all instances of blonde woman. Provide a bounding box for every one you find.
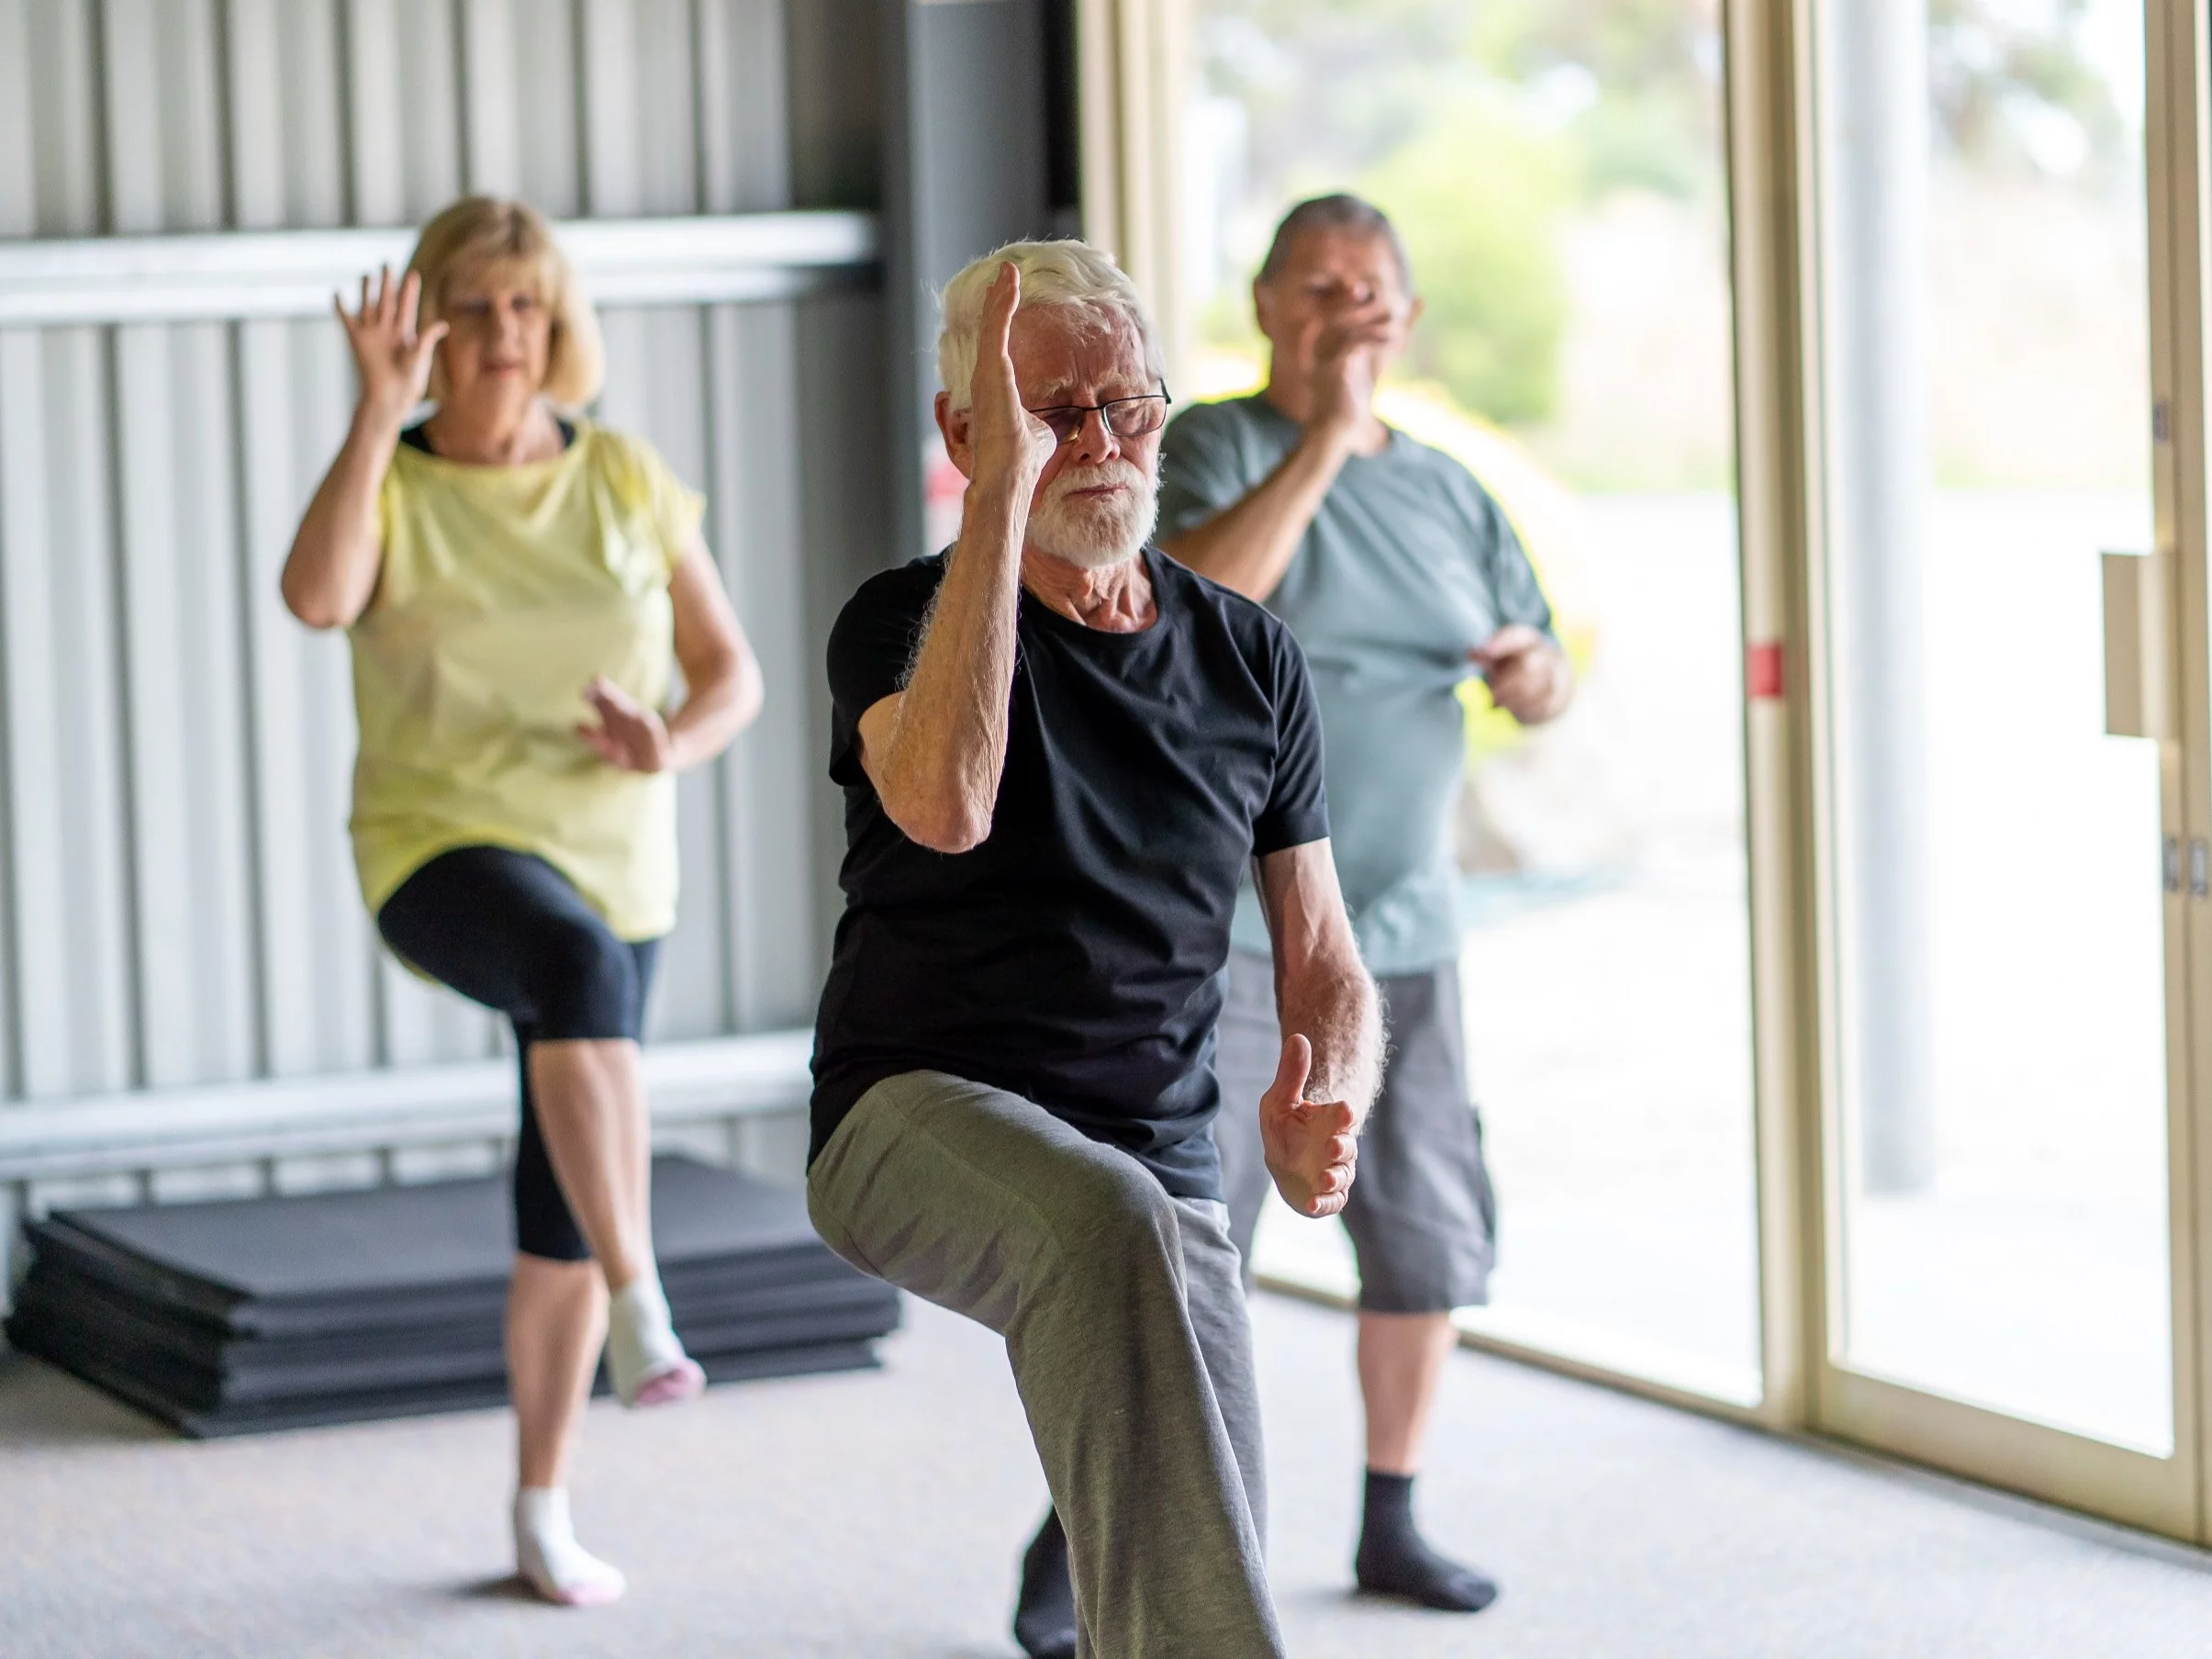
[282,197,763,1607]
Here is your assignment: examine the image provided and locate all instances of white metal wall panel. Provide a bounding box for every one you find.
[709,301,818,1029]
[226,0,351,231]
[102,0,229,234]
[0,0,105,238]
[698,0,789,214]
[235,319,382,1078]
[581,0,701,217]
[0,329,139,1098]
[113,320,262,1087]
[0,0,888,1127]
[346,0,468,226]
[458,0,585,214]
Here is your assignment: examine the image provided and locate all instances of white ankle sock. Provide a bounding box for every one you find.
[605,1273,696,1405]
[513,1486,625,1608]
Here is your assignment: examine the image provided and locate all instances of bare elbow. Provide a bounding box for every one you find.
[902,809,991,856]
[883,790,990,855]
[732,655,766,732]
[280,577,351,631]
[282,587,356,631]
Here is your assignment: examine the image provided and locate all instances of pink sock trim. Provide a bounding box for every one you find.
[520,1565,625,1609]
[626,1355,705,1408]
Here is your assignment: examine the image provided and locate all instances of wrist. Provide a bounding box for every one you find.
[352,397,411,443]
[956,477,1035,556]
[1299,414,1359,463]
[966,465,1041,507]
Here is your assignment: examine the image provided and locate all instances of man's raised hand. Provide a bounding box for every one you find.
[1304,300,1396,444]
[967,262,1056,492]
[1258,1033,1360,1219]
[337,266,446,426]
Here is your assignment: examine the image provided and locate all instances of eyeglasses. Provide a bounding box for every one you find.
[1023,385,1173,444]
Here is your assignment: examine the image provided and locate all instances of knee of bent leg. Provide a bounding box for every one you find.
[1056,1152,1180,1272]
[528,917,639,1039]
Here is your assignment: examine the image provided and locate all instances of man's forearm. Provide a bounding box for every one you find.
[879,478,1028,849]
[1164,431,1349,602]
[1277,950,1382,1127]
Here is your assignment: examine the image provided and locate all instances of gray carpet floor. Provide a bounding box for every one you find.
[4,1292,2210,1657]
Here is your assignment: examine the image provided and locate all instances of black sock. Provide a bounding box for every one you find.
[1013,1507,1078,1659]
[1355,1470,1500,1613]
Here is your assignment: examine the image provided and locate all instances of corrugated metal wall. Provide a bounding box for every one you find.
[0,0,888,1106]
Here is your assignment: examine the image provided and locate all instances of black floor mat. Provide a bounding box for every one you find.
[14,1257,895,1381]
[6,1155,900,1434]
[21,1156,848,1336]
[24,1330,886,1439]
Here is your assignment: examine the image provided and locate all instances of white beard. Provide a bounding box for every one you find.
[1026,460,1159,571]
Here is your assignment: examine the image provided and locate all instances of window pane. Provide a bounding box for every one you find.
[1191,0,1762,1402]
[1815,0,2172,1452]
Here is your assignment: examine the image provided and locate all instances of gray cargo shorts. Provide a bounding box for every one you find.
[1213,948,1497,1314]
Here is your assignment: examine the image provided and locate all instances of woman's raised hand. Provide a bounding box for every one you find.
[966,263,1056,492]
[337,266,447,426]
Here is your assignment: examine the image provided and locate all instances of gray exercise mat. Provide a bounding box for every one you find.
[22,1325,884,1440]
[9,1282,901,1409]
[9,1264,898,1406]
[6,1154,902,1435]
[27,1156,838,1331]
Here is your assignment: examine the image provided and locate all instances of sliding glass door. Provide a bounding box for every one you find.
[1180,0,1764,1407]
[1802,0,2199,1532]
[1137,0,2212,1538]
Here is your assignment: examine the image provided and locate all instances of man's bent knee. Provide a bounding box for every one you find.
[1047,1150,1182,1273]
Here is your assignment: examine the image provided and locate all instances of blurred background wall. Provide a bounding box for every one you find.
[0,0,1081,1258]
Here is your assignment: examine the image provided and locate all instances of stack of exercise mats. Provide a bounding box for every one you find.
[5,1154,900,1438]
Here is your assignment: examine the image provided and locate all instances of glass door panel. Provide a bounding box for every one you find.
[1188,0,1762,1403]
[1815,0,2176,1455]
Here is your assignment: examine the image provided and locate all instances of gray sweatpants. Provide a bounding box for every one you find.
[807,1070,1283,1659]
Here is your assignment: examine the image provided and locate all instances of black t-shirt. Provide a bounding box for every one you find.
[809,545,1331,1198]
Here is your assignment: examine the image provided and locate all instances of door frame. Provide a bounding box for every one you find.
[1096,0,2212,1543]
[1777,0,2208,1541]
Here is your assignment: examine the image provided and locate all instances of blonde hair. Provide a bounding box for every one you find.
[936,240,1163,412]
[406,196,605,410]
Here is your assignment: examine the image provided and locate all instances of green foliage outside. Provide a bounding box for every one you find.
[1197,0,1727,431]
[1361,104,1569,425]
[1199,0,2131,442]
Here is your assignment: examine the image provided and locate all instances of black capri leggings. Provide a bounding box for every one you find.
[377,846,662,1262]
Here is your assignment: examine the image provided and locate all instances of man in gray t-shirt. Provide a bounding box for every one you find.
[1165,196,1571,1616]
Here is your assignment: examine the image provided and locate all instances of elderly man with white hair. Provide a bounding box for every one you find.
[806,240,1382,1658]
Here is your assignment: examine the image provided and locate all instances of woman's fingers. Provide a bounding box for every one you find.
[409,319,448,374]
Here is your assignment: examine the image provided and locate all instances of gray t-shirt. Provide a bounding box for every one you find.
[1157,394,1553,977]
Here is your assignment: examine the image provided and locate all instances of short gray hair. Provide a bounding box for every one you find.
[1258,194,1413,292]
[936,240,1164,411]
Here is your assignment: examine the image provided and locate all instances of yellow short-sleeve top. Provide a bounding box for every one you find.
[349,420,706,942]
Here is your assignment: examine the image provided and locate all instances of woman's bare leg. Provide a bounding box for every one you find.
[526,1036,700,1405]
[526,1037,653,1291]
[509,1254,606,1488]
[507,1254,626,1606]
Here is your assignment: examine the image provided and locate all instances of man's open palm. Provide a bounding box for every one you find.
[1259,1033,1359,1218]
